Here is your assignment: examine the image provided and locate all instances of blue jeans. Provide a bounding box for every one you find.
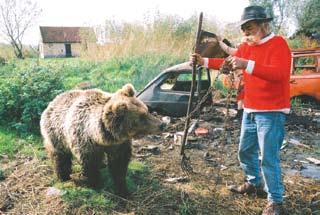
[238,111,286,203]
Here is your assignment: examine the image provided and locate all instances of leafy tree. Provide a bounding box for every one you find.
[296,0,320,38]
[248,0,297,35]
[0,0,41,59]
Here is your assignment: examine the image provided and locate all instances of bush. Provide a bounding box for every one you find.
[0,61,65,133]
[288,35,319,49]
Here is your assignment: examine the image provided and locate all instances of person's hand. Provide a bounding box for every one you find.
[225,56,248,70]
[189,53,204,66]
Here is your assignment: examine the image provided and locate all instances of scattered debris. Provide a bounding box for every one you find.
[173,134,182,145]
[216,107,238,118]
[187,120,198,133]
[187,136,198,142]
[281,140,289,150]
[162,116,171,125]
[220,165,228,171]
[0,194,14,212]
[203,151,211,159]
[213,127,224,132]
[195,127,209,136]
[138,145,160,155]
[288,138,311,149]
[164,176,189,183]
[46,187,65,197]
[293,159,309,164]
[306,157,320,165]
[163,132,173,139]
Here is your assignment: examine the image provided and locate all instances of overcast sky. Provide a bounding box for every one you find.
[23,0,249,45]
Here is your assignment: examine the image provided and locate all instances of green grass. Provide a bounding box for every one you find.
[3,54,183,93]
[56,184,116,212]
[0,127,44,159]
[52,160,151,213]
[179,197,197,215]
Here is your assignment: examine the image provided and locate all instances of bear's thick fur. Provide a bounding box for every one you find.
[40,84,164,197]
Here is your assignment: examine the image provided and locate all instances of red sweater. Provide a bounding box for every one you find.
[208,36,291,111]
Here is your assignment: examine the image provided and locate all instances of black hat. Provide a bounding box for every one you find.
[240,5,273,26]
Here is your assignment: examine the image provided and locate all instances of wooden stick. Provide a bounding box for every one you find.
[180,12,203,157]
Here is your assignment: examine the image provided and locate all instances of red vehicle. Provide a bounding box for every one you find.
[290,48,320,101]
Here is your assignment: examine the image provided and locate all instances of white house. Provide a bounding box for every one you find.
[39,26,96,58]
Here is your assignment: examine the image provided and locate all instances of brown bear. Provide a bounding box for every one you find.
[40,84,165,197]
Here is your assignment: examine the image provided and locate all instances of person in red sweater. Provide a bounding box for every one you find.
[191,5,291,215]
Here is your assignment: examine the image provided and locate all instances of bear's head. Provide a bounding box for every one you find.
[102,84,165,141]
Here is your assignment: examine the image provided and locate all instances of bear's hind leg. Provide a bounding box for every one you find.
[51,149,72,181]
[107,141,132,198]
[80,149,104,188]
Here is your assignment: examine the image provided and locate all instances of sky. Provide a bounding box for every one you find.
[22,0,249,45]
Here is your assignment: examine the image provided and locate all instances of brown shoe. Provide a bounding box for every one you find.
[262,202,283,215]
[228,182,266,196]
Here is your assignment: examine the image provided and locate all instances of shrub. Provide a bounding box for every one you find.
[0,61,65,133]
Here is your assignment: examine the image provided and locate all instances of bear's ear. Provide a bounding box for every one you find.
[118,84,135,97]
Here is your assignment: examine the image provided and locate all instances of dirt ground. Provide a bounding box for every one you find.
[0,99,319,215]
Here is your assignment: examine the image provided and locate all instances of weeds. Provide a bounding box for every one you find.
[179,192,197,215]
[60,186,116,212]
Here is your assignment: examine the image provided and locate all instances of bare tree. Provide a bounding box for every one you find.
[0,0,41,59]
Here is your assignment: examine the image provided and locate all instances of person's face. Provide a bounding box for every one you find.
[241,21,263,46]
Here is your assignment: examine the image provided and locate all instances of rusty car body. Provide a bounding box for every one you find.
[290,48,320,101]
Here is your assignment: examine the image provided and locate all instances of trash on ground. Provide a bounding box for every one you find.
[288,138,311,149]
[164,176,189,183]
[195,127,209,136]
[306,157,320,165]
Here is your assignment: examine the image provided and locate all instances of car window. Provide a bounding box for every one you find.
[160,70,209,92]
[291,49,320,74]
[293,56,316,74]
[160,74,177,90]
[176,72,209,81]
[177,73,192,81]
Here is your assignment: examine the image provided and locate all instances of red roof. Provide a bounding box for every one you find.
[39,26,96,43]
